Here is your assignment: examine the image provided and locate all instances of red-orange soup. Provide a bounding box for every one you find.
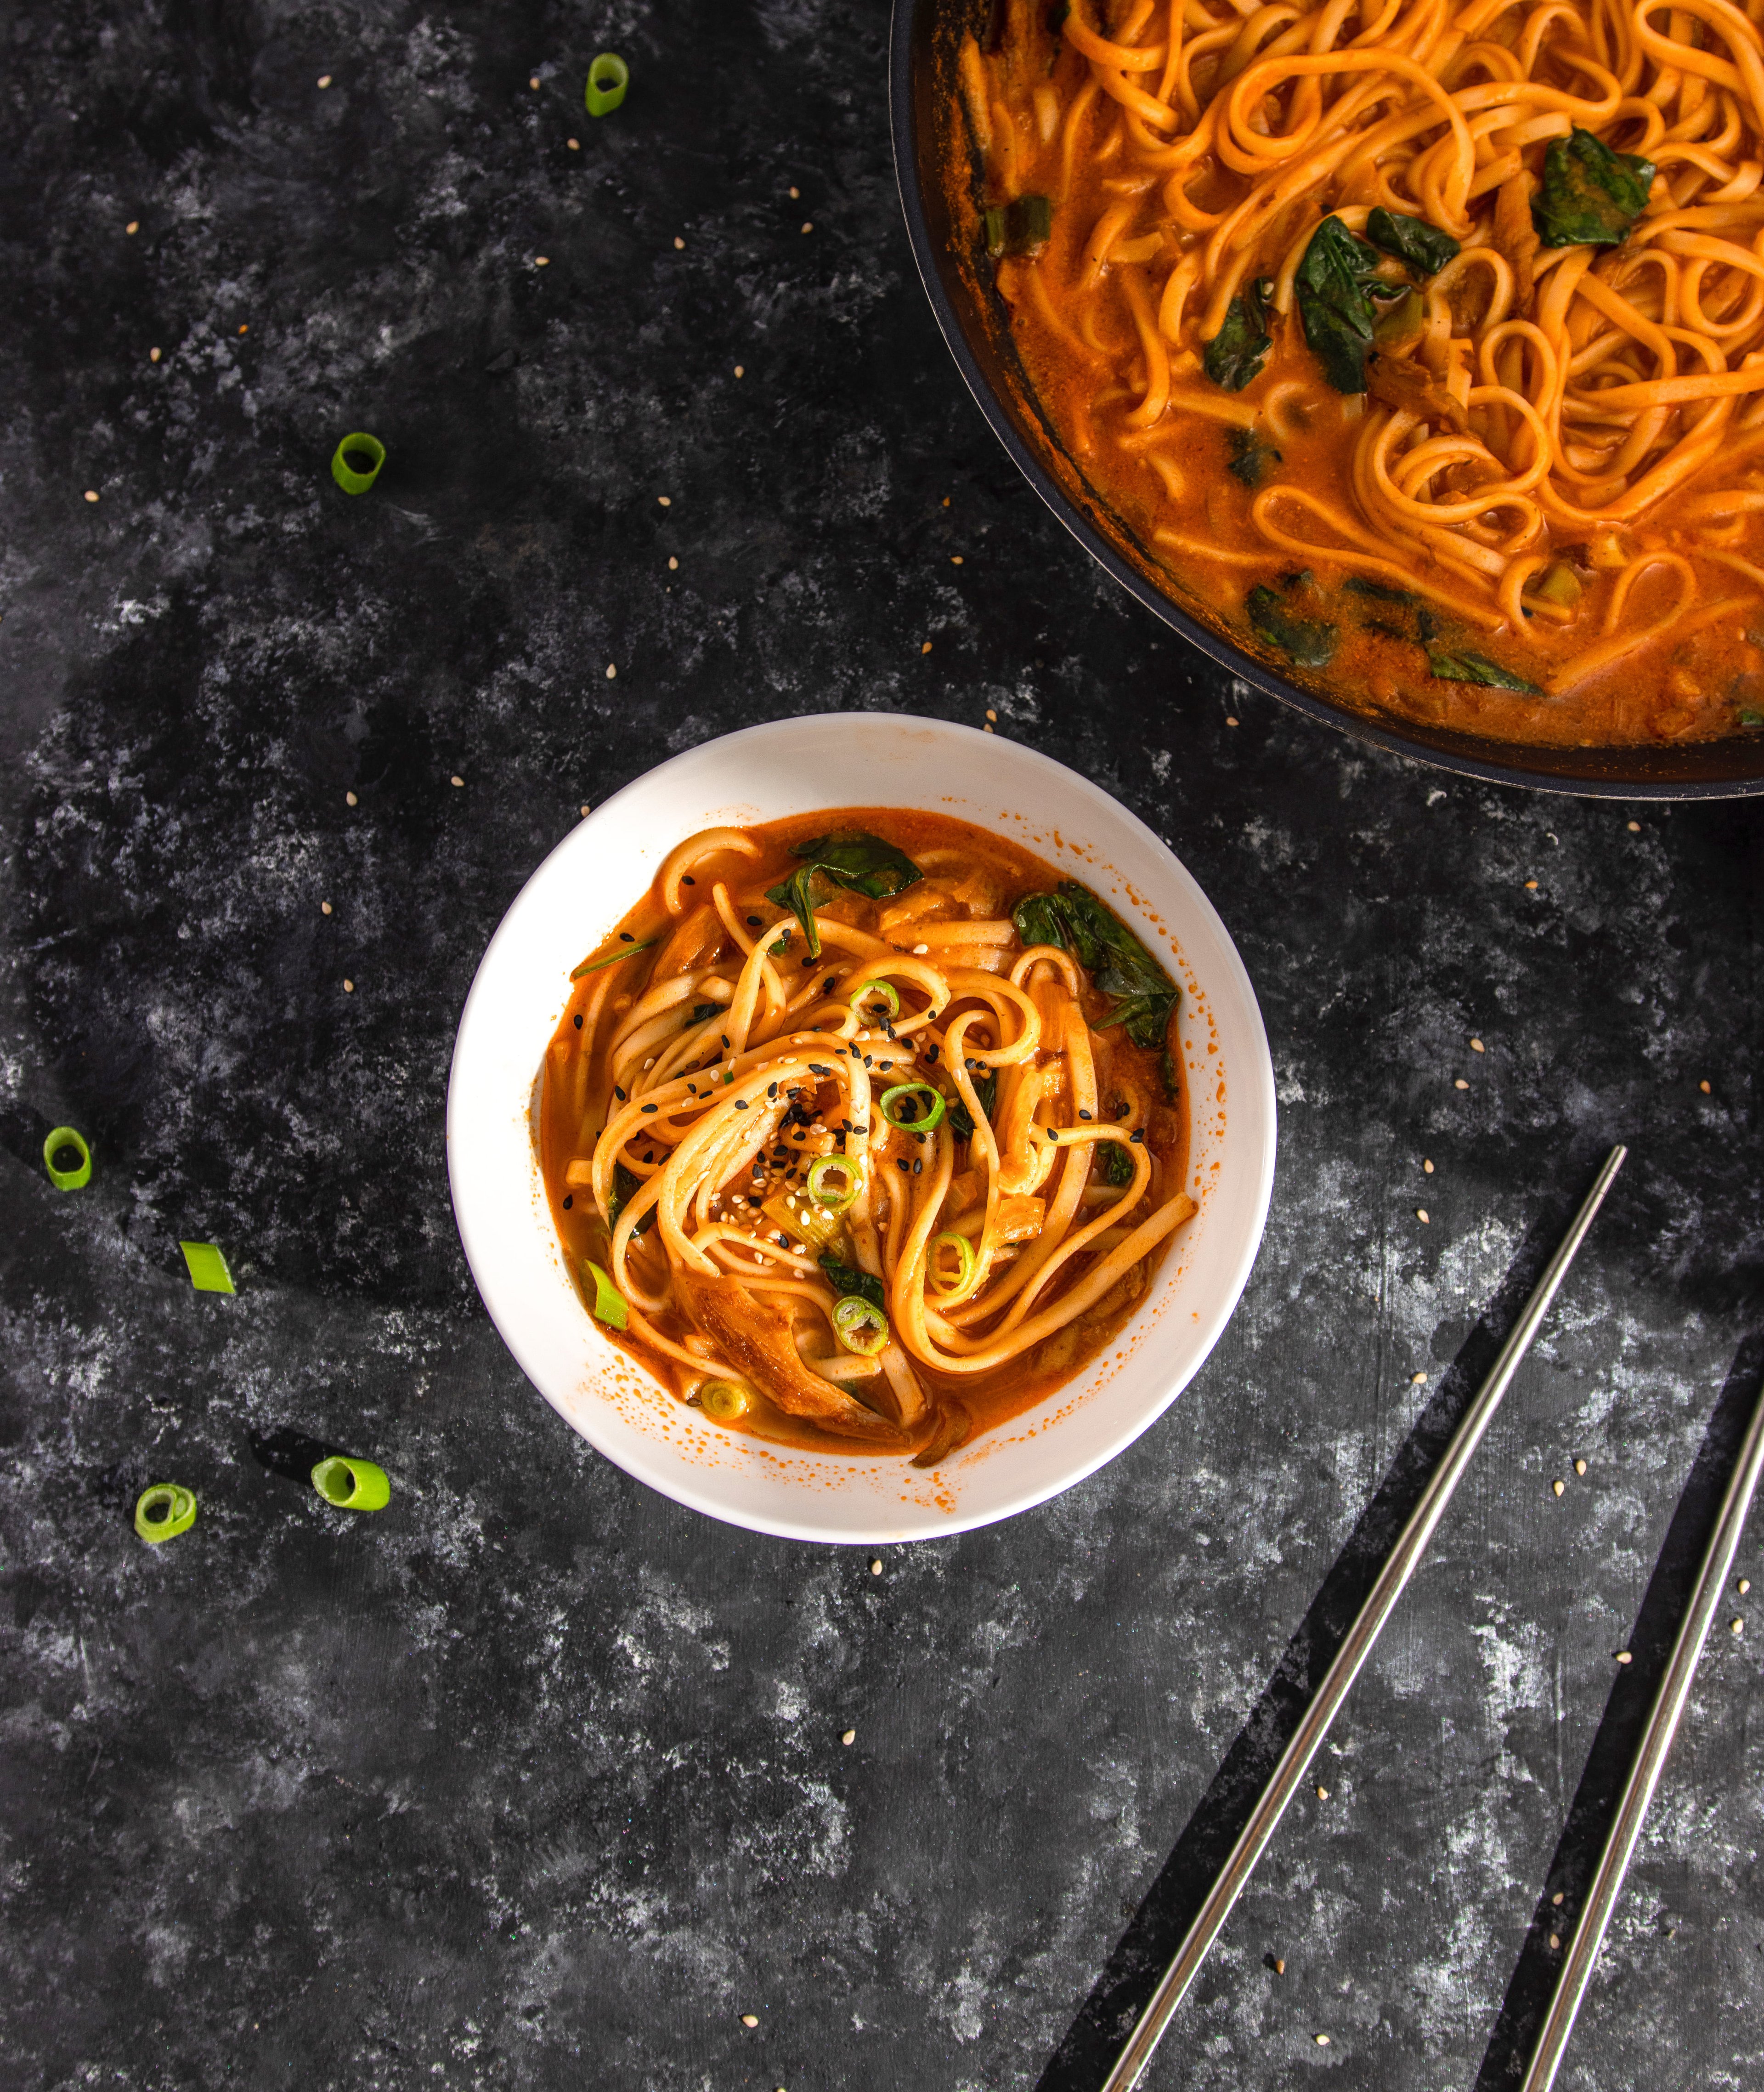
[952,0,1764,748]
[538,811,1195,1462]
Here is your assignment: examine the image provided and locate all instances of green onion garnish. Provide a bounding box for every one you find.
[833,1293,889,1356]
[43,1125,92,1191]
[310,1456,391,1510]
[806,1155,860,1213]
[878,1082,946,1133]
[180,1242,235,1294]
[585,1259,628,1330]
[135,1483,197,1544]
[851,978,900,1019]
[586,52,628,116]
[699,1379,752,1421]
[927,1230,976,1298]
[571,935,657,980]
[330,432,386,495]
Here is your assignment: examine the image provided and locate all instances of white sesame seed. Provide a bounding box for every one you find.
[1316,1785,1329,1799]
[913,943,929,955]
[321,901,332,916]
[534,255,549,267]
[1315,2034,1330,2047]
[606,663,617,679]
[841,1728,856,1746]
[1552,1479,1565,1496]
[149,347,162,362]
[673,235,684,249]
[1575,1458,1586,1475]
[657,494,671,506]
[1411,1371,1427,1384]
[567,137,580,149]
[668,556,678,570]
[125,220,139,234]
[529,74,540,88]
[1733,1617,1746,1634]
[1470,1037,1485,1052]
[343,979,354,992]
[450,774,464,787]
[317,74,332,87]
[1616,1650,1632,1664]
[1627,819,1640,831]
[1740,1579,1751,1595]
[1454,1077,1469,1089]
[345,790,358,806]
[790,186,800,198]
[741,2012,758,2026]
[84,489,99,503]
[580,803,591,817]
[1417,1208,1429,1223]
[801,221,813,234]
[871,1558,882,1574]
[1549,1933,1561,1950]
[1423,1158,1434,1173]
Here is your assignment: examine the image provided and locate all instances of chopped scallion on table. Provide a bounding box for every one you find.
[43,1126,92,1190]
[135,1483,197,1544]
[180,1242,235,1293]
[330,432,386,494]
[586,52,628,117]
[310,1456,391,1510]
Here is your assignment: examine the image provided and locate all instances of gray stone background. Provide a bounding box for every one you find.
[2,2,1760,2087]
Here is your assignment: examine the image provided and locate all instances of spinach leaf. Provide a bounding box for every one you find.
[1226,424,1282,488]
[1533,128,1655,248]
[819,1255,885,1312]
[1296,215,1385,393]
[1247,582,1339,668]
[1204,279,1274,392]
[984,193,1054,259]
[1364,208,1460,276]
[1008,883,1181,1082]
[767,833,923,958]
[1099,1139,1136,1188]
[687,1001,722,1025]
[607,1162,654,1236]
[1427,647,1544,694]
[949,1068,997,1141]
[1342,576,1416,605]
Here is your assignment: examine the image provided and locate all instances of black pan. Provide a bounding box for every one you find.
[888,0,1764,799]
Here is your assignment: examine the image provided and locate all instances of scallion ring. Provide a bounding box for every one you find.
[584,1259,628,1331]
[311,1457,391,1511]
[833,1294,889,1357]
[330,431,386,495]
[586,52,628,116]
[878,1082,945,1133]
[135,1483,197,1544]
[43,1125,92,1191]
[928,1230,976,1298]
[851,978,900,1019]
[806,1155,859,1213]
[698,1380,752,1422]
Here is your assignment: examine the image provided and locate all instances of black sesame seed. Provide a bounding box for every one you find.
[721,1035,731,1049]
[808,1063,832,1075]
[1078,1108,1092,1120]
[768,1083,779,1099]
[924,1044,939,1063]
[734,1099,749,1111]
[864,1055,874,1067]
[1131,1128,1145,1143]
[562,1194,573,1209]
[614,1086,627,1101]
[682,874,696,885]
[642,1151,655,1164]
[619,931,634,942]
[822,976,837,993]
[573,1013,583,1029]
[641,1102,659,1114]
[912,1159,923,1174]
[897,1158,910,1173]
[746,914,762,926]
[840,1118,853,1132]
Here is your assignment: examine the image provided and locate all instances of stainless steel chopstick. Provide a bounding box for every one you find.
[1517,1366,1764,2092]
[1100,1144,1628,2092]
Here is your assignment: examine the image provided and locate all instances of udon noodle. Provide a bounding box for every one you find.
[539,811,1196,1463]
[957,0,1764,745]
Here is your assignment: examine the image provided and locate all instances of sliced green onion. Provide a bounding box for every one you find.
[180,1241,235,1294]
[584,1259,628,1330]
[833,1293,889,1356]
[806,1155,860,1213]
[310,1455,391,1510]
[878,1082,946,1133]
[330,431,386,495]
[851,979,900,1019]
[571,935,657,980]
[43,1125,92,1191]
[927,1230,976,1298]
[698,1379,752,1422]
[135,1483,197,1544]
[586,52,628,116]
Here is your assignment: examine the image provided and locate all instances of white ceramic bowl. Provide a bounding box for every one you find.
[447,713,1275,1543]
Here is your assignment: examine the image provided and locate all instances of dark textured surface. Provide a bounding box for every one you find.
[2,4,1762,2088]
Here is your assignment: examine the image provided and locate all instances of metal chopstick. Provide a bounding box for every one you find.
[1100,1144,1629,2092]
[1517,1366,1764,2092]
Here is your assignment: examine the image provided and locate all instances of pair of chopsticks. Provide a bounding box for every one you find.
[1103,1145,1764,2092]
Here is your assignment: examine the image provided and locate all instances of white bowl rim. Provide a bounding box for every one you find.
[446,711,1276,1544]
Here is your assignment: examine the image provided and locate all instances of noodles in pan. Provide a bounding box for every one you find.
[956,0,1764,746]
[539,811,1196,1463]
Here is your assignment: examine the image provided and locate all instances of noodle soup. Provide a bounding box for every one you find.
[953,0,1764,748]
[537,810,1194,1464]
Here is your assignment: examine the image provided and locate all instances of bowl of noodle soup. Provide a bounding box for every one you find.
[447,713,1275,1543]
[892,0,1764,796]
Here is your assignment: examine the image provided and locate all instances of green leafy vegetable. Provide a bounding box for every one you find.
[984,194,1054,259]
[1100,1139,1136,1188]
[1296,216,1386,393]
[1364,208,1460,276]
[1427,648,1545,693]
[820,1255,885,1313]
[1247,582,1339,668]
[1342,577,1415,605]
[949,1068,997,1140]
[1226,425,1282,488]
[1737,708,1764,727]
[766,833,923,958]
[1534,128,1655,249]
[1204,279,1274,392]
[1007,884,1180,1083]
[607,1162,654,1236]
[571,935,658,980]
